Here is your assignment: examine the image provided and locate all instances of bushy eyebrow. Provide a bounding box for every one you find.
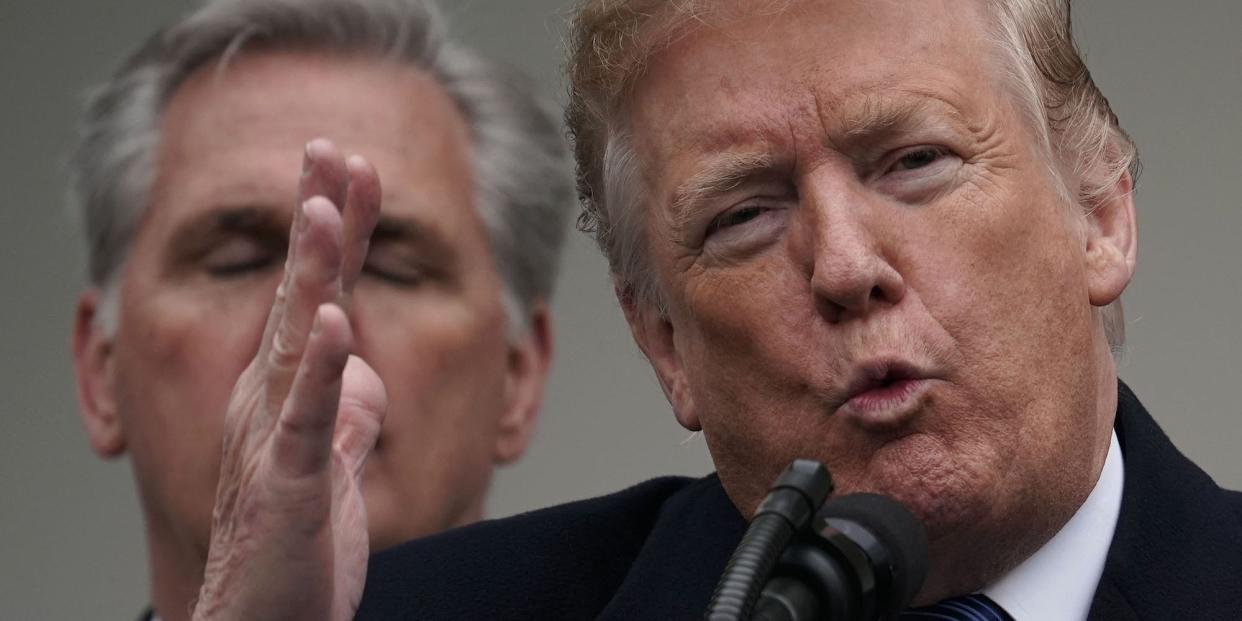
[671,150,775,225]
[838,95,941,139]
[168,205,457,264]
[169,206,287,252]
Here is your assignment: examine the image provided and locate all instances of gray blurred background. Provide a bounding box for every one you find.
[1,0,1238,618]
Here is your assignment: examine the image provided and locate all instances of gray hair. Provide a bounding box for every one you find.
[566,0,1137,349]
[71,0,575,336]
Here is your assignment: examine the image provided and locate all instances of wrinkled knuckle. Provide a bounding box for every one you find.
[294,250,338,289]
[267,327,303,370]
[277,409,333,440]
[291,260,317,289]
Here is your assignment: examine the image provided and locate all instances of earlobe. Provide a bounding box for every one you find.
[72,290,126,458]
[1084,172,1138,307]
[492,305,553,464]
[618,284,700,431]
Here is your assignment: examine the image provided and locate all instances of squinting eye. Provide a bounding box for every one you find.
[707,206,768,237]
[891,148,945,172]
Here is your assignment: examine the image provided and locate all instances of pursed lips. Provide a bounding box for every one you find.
[832,358,939,429]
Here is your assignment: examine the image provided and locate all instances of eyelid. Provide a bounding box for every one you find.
[710,203,765,234]
[886,145,946,168]
[363,243,430,286]
[200,237,277,275]
[702,201,791,254]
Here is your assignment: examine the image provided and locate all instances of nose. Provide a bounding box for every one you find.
[798,177,906,323]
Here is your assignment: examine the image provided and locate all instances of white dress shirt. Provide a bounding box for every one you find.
[983,431,1124,620]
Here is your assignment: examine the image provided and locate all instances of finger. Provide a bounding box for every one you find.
[339,155,383,302]
[299,138,350,217]
[334,354,388,478]
[273,303,353,478]
[254,139,347,366]
[259,197,344,409]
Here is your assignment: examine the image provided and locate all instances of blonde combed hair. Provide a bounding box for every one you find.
[566,0,1138,348]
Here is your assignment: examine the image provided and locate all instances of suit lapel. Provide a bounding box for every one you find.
[1087,382,1242,619]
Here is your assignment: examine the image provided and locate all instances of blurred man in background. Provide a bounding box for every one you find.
[68,1,574,619]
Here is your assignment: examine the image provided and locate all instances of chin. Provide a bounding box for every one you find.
[363,489,409,551]
[844,434,997,540]
[367,511,419,552]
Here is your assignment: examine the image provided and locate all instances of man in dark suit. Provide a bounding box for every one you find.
[186,0,1241,619]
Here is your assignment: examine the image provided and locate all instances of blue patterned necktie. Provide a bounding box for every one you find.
[901,593,1014,620]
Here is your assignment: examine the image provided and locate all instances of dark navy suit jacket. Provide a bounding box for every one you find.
[357,383,1242,620]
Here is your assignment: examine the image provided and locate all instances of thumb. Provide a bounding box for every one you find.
[335,354,388,478]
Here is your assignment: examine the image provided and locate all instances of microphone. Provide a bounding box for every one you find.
[704,460,835,621]
[752,493,928,621]
[704,461,927,621]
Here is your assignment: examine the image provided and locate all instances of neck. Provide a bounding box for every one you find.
[145,523,208,621]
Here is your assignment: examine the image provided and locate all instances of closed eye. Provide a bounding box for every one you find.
[202,238,278,278]
[362,242,428,287]
[362,258,423,287]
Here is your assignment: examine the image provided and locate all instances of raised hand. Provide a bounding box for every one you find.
[192,139,386,621]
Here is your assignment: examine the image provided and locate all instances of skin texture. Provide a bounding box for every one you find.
[620,0,1136,602]
[72,51,551,620]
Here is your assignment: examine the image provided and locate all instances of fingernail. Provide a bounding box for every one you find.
[346,154,367,172]
[302,143,314,173]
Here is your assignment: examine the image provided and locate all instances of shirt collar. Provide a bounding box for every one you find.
[982,431,1124,621]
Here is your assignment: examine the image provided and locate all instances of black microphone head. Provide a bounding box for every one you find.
[820,493,928,615]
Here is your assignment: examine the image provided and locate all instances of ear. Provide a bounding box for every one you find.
[1084,171,1138,307]
[617,284,700,431]
[72,290,126,458]
[492,304,554,464]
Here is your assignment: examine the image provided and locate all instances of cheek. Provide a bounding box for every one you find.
[677,253,813,370]
[354,292,511,455]
[114,281,271,425]
[110,281,273,539]
[915,180,1090,361]
[671,258,833,509]
[352,292,512,536]
[907,181,1100,465]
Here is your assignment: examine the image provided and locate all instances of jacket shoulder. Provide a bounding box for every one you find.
[357,476,701,620]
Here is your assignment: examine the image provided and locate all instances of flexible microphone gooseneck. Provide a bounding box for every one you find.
[704,461,928,621]
[704,460,834,621]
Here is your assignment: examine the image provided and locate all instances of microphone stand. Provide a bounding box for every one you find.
[752,507,894,621]
[704,460,833,621]
[704,461,927,621]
